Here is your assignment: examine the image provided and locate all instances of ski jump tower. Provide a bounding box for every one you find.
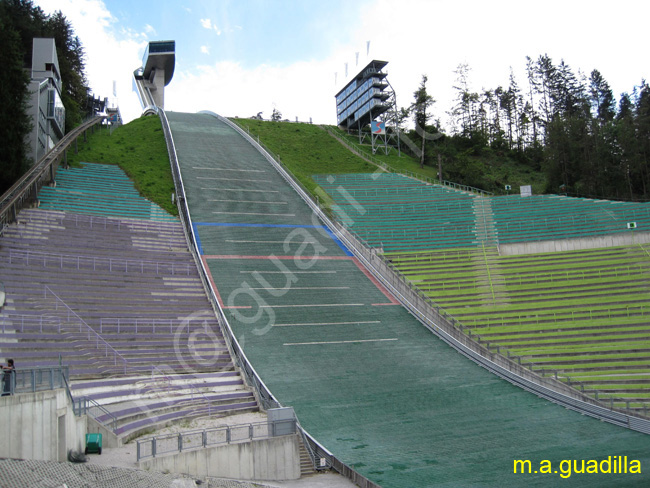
[133,40,175,114]
[335,60,399,155]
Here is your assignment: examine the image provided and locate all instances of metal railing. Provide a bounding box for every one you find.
[43,286,128,373]
[0,313,62,333]
[0,365,121,434]
[73,396,118,432]
[0,115,105,230]
[98,317,194,334]
[9,249,191,275]
[19,211,180,233]
[1,366,69,396]
[56,367,119,431]
[136,418,297,461]
[323,126,492,197]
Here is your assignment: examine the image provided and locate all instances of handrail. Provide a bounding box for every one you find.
[61,368,76,408]
[99,317,185,334]
[0,115,105,229]
[61,363,120,430]
[43,285,128,373]
[136,418,298,461]
[9,249,191,275]
[323,126,493,197]
[0,313,62,333]
[75,396,118,432]
[5,365,69,396]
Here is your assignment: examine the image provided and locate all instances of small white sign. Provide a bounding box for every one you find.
[627,222,637,229]
[520,185,532,197]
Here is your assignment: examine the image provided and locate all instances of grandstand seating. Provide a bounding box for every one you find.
[0,162,257,442]
[315,172,650,410]
[38,162,176,222]
[313,173,483,251]
[491,194,650,243]
[315,173,650,249]
[387,244,650,412]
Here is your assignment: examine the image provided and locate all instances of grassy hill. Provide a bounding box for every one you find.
[233,118,547,196]
[64,115,177,216]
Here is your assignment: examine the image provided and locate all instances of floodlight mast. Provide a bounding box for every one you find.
[334,60,400,156]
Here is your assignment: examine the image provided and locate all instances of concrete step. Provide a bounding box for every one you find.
[71,373,245,406]
[117,402,258,444]
[298,437,316,476]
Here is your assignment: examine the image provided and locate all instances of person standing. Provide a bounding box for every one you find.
[2,359,15,396]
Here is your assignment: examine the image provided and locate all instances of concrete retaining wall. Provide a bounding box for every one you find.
[499,231,650,255]
[139,434,301,481]
[87,416,119,448]
[0,388,87,461]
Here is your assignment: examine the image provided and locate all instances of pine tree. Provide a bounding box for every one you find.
[0,3,32,194]
[46,10,88,130]
[589,69,615,124]
[410,74,435,168]
[0,0,90,193]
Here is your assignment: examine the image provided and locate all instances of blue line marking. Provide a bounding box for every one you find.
[192,223,205,255]
[323,227,353,256]
[195,222,323,229]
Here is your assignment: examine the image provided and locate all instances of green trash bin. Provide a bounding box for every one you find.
[85,433,102,455]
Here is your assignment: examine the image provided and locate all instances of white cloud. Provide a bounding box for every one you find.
[167,0,648,127]
[199,17,221,35]
[144,24,156,36]
[33,0,648,128]
[167,59,339,124]
[35,0,148,123]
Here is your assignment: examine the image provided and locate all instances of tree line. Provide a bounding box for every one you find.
[406,55,650,201]
[0,0,90,195]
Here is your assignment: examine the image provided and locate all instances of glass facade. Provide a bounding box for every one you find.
[335,61,391,128]
[47,88,65,135]
[142,40,175,68]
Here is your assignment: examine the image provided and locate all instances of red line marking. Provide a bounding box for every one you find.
[203,255,355,260]
[351,258,399,305]
[201,255,225,307]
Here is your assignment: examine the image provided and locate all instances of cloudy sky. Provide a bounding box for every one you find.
[34,0,649,126]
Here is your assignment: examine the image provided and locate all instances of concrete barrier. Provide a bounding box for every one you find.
[138,434,301,481]
[0,388,86,461]
[499,231,650,255]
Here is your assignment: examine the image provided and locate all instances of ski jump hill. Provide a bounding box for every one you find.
[163,110,650,487]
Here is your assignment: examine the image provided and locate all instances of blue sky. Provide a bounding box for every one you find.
[34,0,649,125]
[101,0,364,67]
